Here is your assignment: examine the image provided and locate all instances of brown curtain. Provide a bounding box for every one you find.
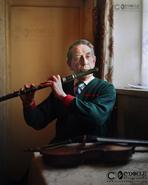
[93,0,113,82]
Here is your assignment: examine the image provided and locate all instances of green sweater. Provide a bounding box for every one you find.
[23,78,116,141]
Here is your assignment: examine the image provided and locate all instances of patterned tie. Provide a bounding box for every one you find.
[75,81,86,96]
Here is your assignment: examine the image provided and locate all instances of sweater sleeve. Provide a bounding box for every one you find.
[23,93,57,130]
[69,83,116,126]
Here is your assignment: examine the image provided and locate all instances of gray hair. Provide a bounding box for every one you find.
[67,39,95,65]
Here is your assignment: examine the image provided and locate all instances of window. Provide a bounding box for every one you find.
[113,0,144,89]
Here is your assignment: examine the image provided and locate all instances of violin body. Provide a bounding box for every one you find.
[40,143,134,167]
[25,135,148,167]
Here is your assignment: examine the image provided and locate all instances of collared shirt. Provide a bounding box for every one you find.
[81,75,95,85]
[62,75,95,107]
[74,75,95,93]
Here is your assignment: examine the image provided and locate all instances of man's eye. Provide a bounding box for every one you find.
[86,55,91,58]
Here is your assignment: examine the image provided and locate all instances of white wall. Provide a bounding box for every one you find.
[113,0,142,88]
[141,0,148,86]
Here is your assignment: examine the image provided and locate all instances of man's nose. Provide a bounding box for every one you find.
[80,55,88,65]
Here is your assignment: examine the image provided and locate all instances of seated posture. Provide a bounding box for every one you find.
[21,39,116,142]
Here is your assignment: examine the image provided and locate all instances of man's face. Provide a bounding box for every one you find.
[68,44,96,72]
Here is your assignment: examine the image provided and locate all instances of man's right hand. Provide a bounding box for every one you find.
[20,84,35,107]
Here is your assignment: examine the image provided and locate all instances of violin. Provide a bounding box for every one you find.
[25,135,148,167]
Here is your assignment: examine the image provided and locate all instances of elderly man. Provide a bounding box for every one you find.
[21,39,116,142]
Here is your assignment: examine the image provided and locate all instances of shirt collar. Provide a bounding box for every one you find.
[74,75,95,86]
[83,76,95,85]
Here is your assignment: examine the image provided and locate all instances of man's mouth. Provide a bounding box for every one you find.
[79,67,92,72]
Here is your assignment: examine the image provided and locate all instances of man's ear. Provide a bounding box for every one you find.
[93,56,96,66]
[93,56,96,64]
[66,60,72,70]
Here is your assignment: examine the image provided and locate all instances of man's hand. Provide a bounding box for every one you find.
[47,75,67,100]
[20,84,35,107]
